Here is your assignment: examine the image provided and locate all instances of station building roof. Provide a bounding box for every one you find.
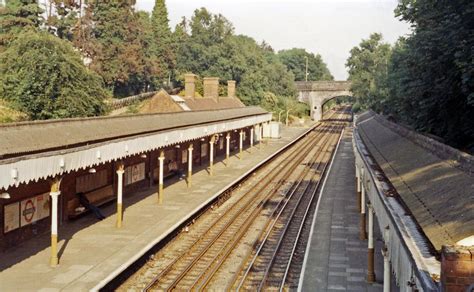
[356,111,474,250]
[0,107,271,190]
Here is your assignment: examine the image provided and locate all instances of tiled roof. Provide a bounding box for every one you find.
[0,107,267,158]
[183,97,245,111]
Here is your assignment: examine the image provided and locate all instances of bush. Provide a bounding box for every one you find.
[352,102,361,113]
[0,31,109,119]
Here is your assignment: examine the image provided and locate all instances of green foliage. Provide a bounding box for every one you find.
[0,0,43,50]
[346,33,392,113]
[87,2,161,96]
[174,8,298,108]
[351,102,361,113]
[0,31,108,119]
[388,0,474,149]
[0,1,332,122]
[0,99,27,123]
[278,48,333,81]
[151,0,175,82]
[348,1,474,150]
[45,1,80,41]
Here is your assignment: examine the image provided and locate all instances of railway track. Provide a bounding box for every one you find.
[232,117,345,291]
[119,107,350,291]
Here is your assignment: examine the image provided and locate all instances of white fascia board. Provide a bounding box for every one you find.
[0,113,271,190]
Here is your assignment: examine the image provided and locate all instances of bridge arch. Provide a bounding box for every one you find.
[296,81,352,121]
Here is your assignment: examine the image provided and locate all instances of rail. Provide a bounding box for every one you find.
[233,111,347,291]
[143,122,324,290]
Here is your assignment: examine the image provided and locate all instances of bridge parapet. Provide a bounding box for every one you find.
[295,80,352,121]
[295,81,352,92]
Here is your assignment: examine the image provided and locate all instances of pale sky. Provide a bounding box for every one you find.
[136,0,411,80]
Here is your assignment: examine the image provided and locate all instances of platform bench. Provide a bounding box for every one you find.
[67,185,115,219]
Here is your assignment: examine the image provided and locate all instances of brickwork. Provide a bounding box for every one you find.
[227,80,236,98]
[441,245,474,291]
[295,80,352,92]
[203,77,219,99]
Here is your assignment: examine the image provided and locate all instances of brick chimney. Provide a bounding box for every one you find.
[184,73,196,98]
[203,77,219,100]
[441,245,474,291]
[227,80,236,98]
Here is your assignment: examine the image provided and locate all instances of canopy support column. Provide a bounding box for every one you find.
[239,130,243,159]
[116,163,124,228]
[367,203,375,283]
[225,133,230,166]
[49,177,62,267]
[187,144,193,188]
[158,150,165,204]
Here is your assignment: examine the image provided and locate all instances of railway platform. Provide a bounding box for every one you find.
[301,127,394,291]
[0,125,312,291]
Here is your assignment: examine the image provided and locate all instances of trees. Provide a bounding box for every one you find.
[348,1,474,150]
[174,8,298,107]
[151,0,175,82]
[388,0,474,149]
[0,1,332,122]
[0,0,43,51]
[277,48,333,81]
[0,31,108,119]
[346,33,391,113]
[44,0,81,41]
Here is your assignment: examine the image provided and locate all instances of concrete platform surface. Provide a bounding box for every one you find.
[0,125,312,291]
[301,128,396,292]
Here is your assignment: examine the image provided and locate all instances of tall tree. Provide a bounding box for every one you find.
[346,33,391,113]
[387,0,474,148]
[278,48,333,81]
[44,0,82,41]
[0,31,108,119]
[151,0,174,82]
[136,11,162,91]
[88,1,148,96]
[174,8,298,107]
[0,0,43,50]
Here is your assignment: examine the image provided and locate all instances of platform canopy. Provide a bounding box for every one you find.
[0,107,271,190]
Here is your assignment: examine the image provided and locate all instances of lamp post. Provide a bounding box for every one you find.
[278,110,285,123]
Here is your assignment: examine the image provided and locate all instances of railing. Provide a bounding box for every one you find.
[353,121,440,291]
[295,81,352,92]
[107,91,159,110]
[372,112,474,174]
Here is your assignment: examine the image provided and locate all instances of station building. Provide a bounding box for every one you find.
[0,76,272,266]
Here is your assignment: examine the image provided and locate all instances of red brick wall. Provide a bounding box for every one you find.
[441,245,474,291]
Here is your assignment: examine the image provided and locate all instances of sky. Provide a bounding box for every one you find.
[136,0,411,80]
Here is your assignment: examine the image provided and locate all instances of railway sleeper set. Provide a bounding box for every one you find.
[119,109,351,291]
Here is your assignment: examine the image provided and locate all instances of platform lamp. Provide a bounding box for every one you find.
[278,110,285,123]
[0,192,11,199]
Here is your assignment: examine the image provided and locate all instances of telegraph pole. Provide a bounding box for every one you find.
[305,56,309,82]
